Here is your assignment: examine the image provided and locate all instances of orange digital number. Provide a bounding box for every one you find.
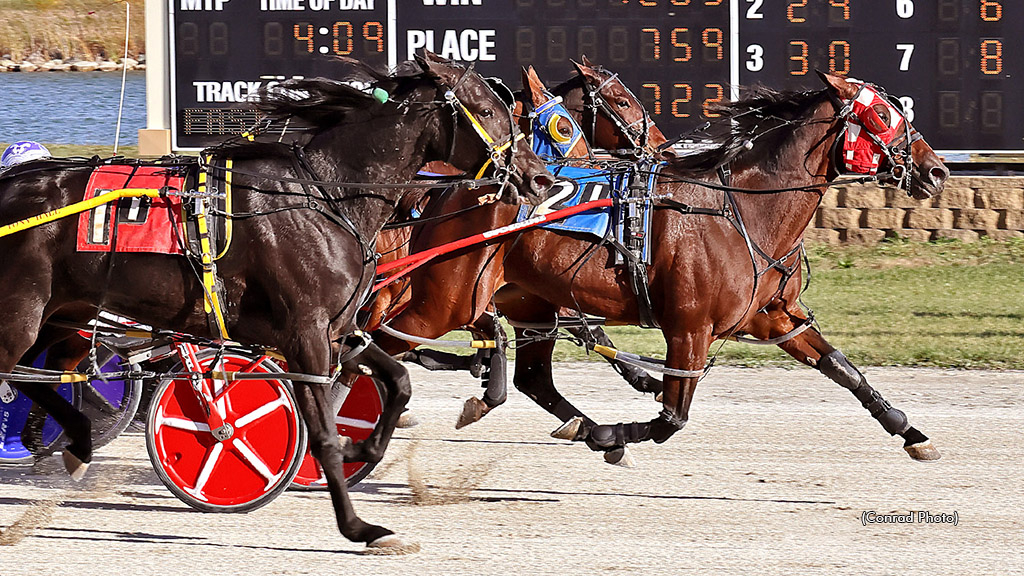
[702,27,723,61]
[703,83,724,118]
[705,0,724,5]
[980,0,1002,21]
[980,39,1003,74]
[829,0,851,20]
[294,24,314,53]
[643,83,662,116]
[671,28,692,62]
[671,0,692,5]
[829,40,851,75]
[642,28,661,60]
[363,22,384,52]
[333,21,353,55]
[788,0,808,23]
[672,83,692,118]
[789,41,809,75]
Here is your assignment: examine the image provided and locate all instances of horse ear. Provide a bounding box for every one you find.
[523,66,548,107]
[581,54,596,68]
[417,50,450,81]
[817,70,858,99]
[572,57,600,84]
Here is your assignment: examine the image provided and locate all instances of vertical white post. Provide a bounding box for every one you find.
[139,0,171,154]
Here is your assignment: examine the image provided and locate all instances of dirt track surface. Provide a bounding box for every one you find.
[1,364,1021,575]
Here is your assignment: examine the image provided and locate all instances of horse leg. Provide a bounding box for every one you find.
[499,296,638,462]
[576,328,712,463]
[286,334,411,551]
[22,327,92,463]
[456,312,508,429]
[0,282,93,478]
[335,341,411,464]
[744,304,940,461]
[564,323,663,396]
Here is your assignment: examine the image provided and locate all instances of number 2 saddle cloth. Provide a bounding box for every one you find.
[516,161,662,264]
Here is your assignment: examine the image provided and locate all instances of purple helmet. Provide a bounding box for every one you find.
[1,141,51,169]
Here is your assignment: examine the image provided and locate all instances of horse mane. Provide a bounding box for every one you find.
[256,57,429,130]
[667,86,831,175]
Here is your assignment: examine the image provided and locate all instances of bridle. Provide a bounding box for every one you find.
[828,81,921,194]
[579,68,655,159]
[436,63,527,193]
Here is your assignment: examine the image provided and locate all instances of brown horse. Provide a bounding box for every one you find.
[0,54,553,551]
[376,72,948,465]
[368,60,671,426]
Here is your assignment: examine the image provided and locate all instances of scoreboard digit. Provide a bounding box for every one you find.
[168,0,1022,156]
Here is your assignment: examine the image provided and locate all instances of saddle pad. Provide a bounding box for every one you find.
[515,165,622,238]
[76,165,186,254]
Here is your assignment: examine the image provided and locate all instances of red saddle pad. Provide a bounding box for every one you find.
[76,165,186,255]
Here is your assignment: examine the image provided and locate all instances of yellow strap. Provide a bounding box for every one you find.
[214,158,233,260]
[592,344,618,360]
[0,188,162,238]
[196,158,231,340]
[459,102,496,145]
[470,340,497,349]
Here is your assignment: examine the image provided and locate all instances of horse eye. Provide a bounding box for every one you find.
[873,104,890,125]
[480,108,494,119]
[617,100,630,109]
[556,118,572,137]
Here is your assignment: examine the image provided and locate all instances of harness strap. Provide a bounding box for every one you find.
[196,155,231,341]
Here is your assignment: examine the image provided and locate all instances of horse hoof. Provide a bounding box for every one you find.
[396,411,421,429]
[655,392,663,403]
[603,446,637,468]
[62,450,90,482]
[904,441,941,461]
[455,396,488,430]
[551,417,583,441]
[362,534,421,555]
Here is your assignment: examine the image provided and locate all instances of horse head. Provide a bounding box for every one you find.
[417,51,554,205]
[521,66,591,160]
[819,72,948,200]
[568,55,671,159]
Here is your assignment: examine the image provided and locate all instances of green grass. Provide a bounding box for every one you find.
[545,239,1024,369]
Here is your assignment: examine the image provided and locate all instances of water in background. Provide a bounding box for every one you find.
[0,71,146,145]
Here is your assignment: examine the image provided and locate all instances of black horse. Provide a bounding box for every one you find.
[0,53,553,551]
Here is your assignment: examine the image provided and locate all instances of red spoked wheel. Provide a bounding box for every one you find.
[146,350,306,513]
[291,375,384,490]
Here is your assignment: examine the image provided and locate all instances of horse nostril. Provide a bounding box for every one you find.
[532,174,555,195]
[930,165,949,187]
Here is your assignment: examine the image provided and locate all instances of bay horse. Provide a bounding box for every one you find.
[0,53,553,551]
[371,59,672,427]
[376,72,947,465]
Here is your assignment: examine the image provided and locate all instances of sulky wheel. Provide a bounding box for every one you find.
[73,347,144,451]
[146,350,306,513]
[290,375,385,490]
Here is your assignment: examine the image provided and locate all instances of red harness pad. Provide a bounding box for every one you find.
[76,165,186,254]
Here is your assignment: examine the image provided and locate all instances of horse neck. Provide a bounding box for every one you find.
[302,102,444,240]
[727,105,836,256]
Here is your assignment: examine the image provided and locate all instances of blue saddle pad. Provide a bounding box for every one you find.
[516,165,624,237]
